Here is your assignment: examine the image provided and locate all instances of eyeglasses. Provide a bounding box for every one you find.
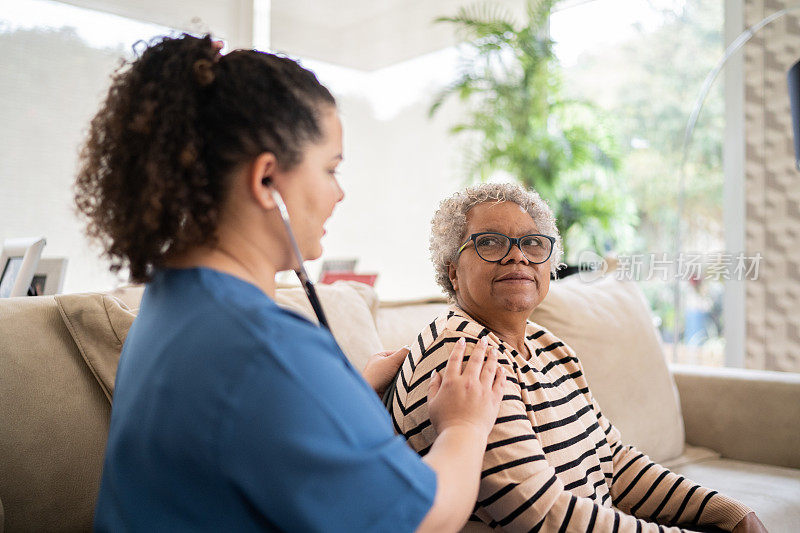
[457,232,555,264]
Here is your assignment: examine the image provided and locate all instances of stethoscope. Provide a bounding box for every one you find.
[272,188,399,404]
[270,189,330,330]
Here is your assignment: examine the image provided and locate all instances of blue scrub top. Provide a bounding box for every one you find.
[94,267,436,532]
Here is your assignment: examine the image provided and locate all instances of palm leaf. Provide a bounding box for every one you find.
[434,2,519,39]
[525,0,556,31]
[429,0,631,257]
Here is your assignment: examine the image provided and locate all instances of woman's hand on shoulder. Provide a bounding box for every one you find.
[427,336,506,438]
[361,346,410,397]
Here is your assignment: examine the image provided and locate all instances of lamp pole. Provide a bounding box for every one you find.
[672,6,800,362]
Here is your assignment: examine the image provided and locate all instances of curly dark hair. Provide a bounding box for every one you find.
[75,34,336,282]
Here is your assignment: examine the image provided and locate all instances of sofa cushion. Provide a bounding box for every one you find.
[670,458,800,532]
[275,281,383,371]
[530,275,685,463]
[61,280,383,399]
[0,296,111,531]
[0,279,382,531]
[462,456,799,533]
[672,364,800,469]
[660,444,721,470]
[56,293,136,402]
[106,284,145,311]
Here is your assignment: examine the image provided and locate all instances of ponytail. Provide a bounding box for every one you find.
[75,34,335,282]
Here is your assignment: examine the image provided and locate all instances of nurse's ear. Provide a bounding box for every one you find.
[248,152,281,210]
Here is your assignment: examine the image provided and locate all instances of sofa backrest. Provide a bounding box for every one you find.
[372,277,685,463]
[0,281,385,531]
[274,282,383,370]
[0,295,114,532]
[376,299,450,352]
[0,274,684,531]
[531,275,685,463]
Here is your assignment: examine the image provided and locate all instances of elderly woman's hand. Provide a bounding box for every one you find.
[732,512,767,533]
[361,346,411,396]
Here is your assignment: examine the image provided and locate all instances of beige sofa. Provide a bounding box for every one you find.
[1,275,798,532]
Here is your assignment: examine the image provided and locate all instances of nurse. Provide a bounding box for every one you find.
[75,34,505,531]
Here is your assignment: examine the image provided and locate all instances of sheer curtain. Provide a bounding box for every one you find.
[0,0,257,293]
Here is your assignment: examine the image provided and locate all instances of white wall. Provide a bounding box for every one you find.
[1,2,472,299]
[0,27,124,294]
[0,2,177,293]
[298,50,470,300]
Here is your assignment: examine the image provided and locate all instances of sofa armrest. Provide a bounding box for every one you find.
[671,364,800,469]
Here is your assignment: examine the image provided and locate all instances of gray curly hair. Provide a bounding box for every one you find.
[430,182,563,298]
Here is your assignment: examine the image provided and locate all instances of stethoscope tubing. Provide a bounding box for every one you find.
[270,190,331,330]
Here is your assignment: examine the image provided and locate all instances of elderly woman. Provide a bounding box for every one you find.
[388,183,764,533]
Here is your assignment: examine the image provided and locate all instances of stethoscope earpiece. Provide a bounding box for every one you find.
[270,188,330,330]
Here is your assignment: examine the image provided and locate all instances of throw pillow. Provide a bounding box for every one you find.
[531,275,685,463]
[275,281,383,371]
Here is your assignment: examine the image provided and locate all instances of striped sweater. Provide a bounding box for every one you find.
[389,306,752,532]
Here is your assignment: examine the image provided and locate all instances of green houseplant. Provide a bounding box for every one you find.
[431,0,637,263]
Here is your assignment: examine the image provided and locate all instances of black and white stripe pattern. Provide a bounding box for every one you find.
[390,306,752,532]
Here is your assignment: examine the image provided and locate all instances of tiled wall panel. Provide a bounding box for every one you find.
[744,0,800,371]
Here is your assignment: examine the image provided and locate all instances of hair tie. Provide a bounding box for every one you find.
[193,58,215,86]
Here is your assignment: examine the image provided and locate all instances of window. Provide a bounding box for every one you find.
[551,0,728,366]
[0,0,176,293]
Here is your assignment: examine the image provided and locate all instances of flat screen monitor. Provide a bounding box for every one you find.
[0,257,25,298]
[0,237,46,298]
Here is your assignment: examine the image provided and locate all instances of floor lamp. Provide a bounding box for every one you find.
[672,6,800,363]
